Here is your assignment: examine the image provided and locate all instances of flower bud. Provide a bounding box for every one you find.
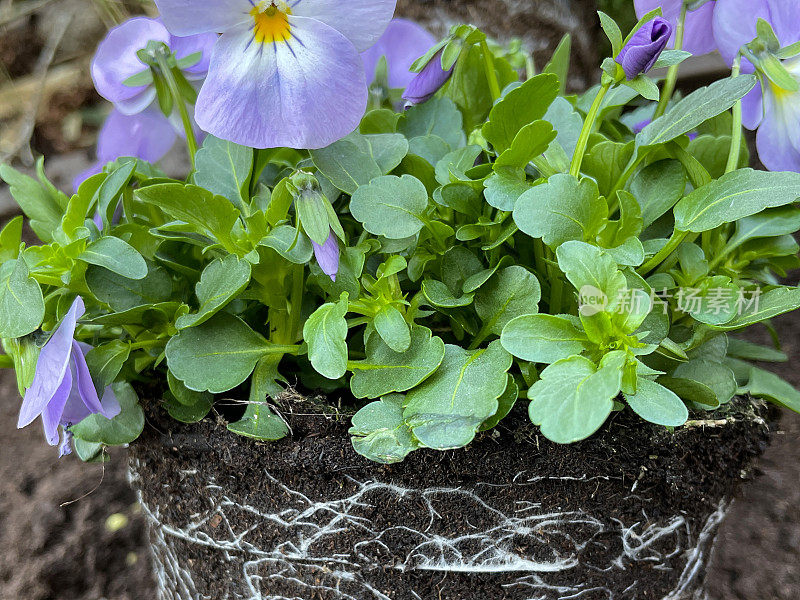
[616,17,673,80]
[402,49,455,106]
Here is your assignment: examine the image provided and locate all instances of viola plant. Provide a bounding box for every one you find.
[2,4,800,465]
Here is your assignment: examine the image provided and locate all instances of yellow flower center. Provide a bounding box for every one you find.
[251,1,292,45]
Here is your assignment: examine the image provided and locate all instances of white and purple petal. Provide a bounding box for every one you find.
[40,365,72,447]
[713,0,800,68]
[634,0,718,56]
[154,0,252,36]
[361,18,435,89]
[290,0,396,52]
[97,108,178,164]
[402,49,454,105]
[195,16,367,149]
[312,230,340,281]
[18,297,85,429]
[91,17,170,114]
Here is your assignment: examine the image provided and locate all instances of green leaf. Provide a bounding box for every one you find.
[422,279,473,308]
[0,163,64,242]
[374,305,411,352]
[528,353,624,444]
[501,314,589,364]
[349,394,419,464]
[73,439,108,463]
[79,237,148,280]
[513,174,607,248]
[484,168,530,211]
[136,184,241,253]
[303,294,349,380]
[435,145,482,185]
[630,159,686,229]
[349,174,428,239]
[0,259,44,339]
[624,75,661,101]
[310,138,383,195]
[726,206,800,250]
[166,312,273,393]
[625,377,688,426]
[713,286,800,330]
[660,359,737,407]
[582,140,635,198]
[544,34,572,94]
[474,266,541,336]
[85,340,131,391]
[227,402,289,440]
[494,120,557,169]
[674,169,800,233]
[637,75,757,147]
[556,241,627,308]
[479,375,519,431]
[193,135,253,210]
[85,262,173,312]
[96,161,136,230]
[404,341,513,450]
[70,383,144,446]
[482,73,559,154]
[398,97,466,150]
[176,255,252,329]
[365,133,409,174]
[0,215,23,262]
[746,366,800,413]
[259,225,314,264]
[165,393,213,423]
[598,11,623,55]
[726,338,787,362]
[350,326,445,398]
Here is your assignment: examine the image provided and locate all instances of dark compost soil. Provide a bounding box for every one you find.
[128,391,769,600]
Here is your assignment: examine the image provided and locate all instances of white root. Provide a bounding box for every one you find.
[130,461,728,600]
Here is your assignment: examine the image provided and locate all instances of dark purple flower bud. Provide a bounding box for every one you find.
[17,297,121,456]
[402,49,455,106]
[616,17,673,80]
[313,230,340,282]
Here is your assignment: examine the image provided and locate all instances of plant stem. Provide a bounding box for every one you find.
[569,81,611,177]
[654,3,687,119]
[156,55,198,168]
[288,264,305,343]
[726,56,743,174]
[480,40,502,102]
[638,229,689,276]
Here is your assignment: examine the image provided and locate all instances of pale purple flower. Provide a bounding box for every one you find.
[153,0,396,149]
[313,230,340,282]
[635,0,718,56]
[616,16,673,80]
[17,297,120,456]
[712,0,800,171]
[361,18,435,89]
[91,17,216,115]
[73,108,179,191]
[402,49,455,106]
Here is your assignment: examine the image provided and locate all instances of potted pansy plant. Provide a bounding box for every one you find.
[3,0,800,597]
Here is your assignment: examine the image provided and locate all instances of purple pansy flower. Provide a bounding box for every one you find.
[312,230,340,282]
[616,16,673,80]
[17,297,120,457]
[713,0,800,171]
[634,0,718,56]
[361,18,436,89]
[91,17,216,115]
[153,0,397,149]
[402,49,455,106]
[73,108,179,191]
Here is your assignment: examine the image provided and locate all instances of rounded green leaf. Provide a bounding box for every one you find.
[0,259,44,339]
[349,175,428,239]
[70,383,144,446]
[303,295,349,380]
[625,378,689,427]
[501,314,589,364]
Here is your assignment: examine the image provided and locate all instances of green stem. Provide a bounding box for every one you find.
[287,264,305,343]
[726,56,743,174]
[569,81,611,177]
[637,230,689,276]
[525,55,536,80]
[480,40,502,102]
[468,321,493,350]
[654,3,687,119]
[157,55,198,168]
[128,340,163,351]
